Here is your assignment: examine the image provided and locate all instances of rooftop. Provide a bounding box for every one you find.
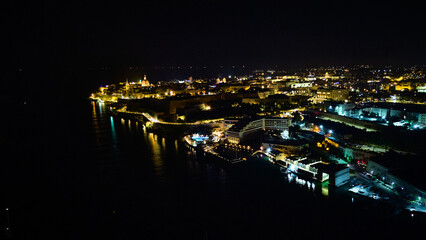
[262,137,309,146]
[366,102,426,114]
[311,162,348,173]
[370,153,426,190]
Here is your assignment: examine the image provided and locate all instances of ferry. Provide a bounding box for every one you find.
[184,133,209,149]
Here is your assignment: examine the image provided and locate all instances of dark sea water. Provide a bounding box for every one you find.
[2,97,426,240]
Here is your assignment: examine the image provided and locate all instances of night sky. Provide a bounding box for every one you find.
[4,1,426,70]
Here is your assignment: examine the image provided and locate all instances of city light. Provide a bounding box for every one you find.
[281,130,289,139]
[88,63,426,218]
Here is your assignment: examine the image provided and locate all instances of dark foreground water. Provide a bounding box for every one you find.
[2,99,425,240]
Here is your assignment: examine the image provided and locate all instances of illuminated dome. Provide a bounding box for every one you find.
[140,75,150,87]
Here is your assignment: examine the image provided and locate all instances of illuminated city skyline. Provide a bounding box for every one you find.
[2,1,426,239]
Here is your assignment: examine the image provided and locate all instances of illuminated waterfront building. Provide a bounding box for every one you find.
[227,117,291,144]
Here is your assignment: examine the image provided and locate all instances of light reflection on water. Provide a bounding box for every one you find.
[110,116,119,159]
[161,137,166,149]
[287,172,314,189]
[148,132,164,174]
[92,101,97,116]
[92,102,329,202]
[91,102,99,133]
[98,101,104,117]
[283,170,329,198]
[322,183,329,197]
[92,102,169,178]
[85,102,421,237]
[92,102,324,195]
[92,101,112,151]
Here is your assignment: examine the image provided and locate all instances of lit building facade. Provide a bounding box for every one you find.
[313,89,349,103]
[227,118,291,144]
[418,113,426,124]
